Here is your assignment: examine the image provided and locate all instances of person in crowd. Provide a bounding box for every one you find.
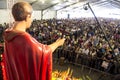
[3,1,65,80]
[101,53,114,74]
[114,47,120,74]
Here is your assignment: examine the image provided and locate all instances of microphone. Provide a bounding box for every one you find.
[83,5,88,10]
[56,28,72,38]
[83,2,89,10]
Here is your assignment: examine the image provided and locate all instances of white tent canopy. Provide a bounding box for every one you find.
[0,0,120,22]
[0,0,120,10]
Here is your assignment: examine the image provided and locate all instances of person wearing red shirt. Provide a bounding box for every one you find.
[3,1,65,80]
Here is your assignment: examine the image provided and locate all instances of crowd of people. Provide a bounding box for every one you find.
[0,17,120,75]
[27,18,120,75]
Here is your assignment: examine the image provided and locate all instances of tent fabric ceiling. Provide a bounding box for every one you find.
[0,0,120,11]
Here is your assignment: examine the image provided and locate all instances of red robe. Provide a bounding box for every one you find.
[3,30,52,80]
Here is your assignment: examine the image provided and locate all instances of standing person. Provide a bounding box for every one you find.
[3,1,65,80]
